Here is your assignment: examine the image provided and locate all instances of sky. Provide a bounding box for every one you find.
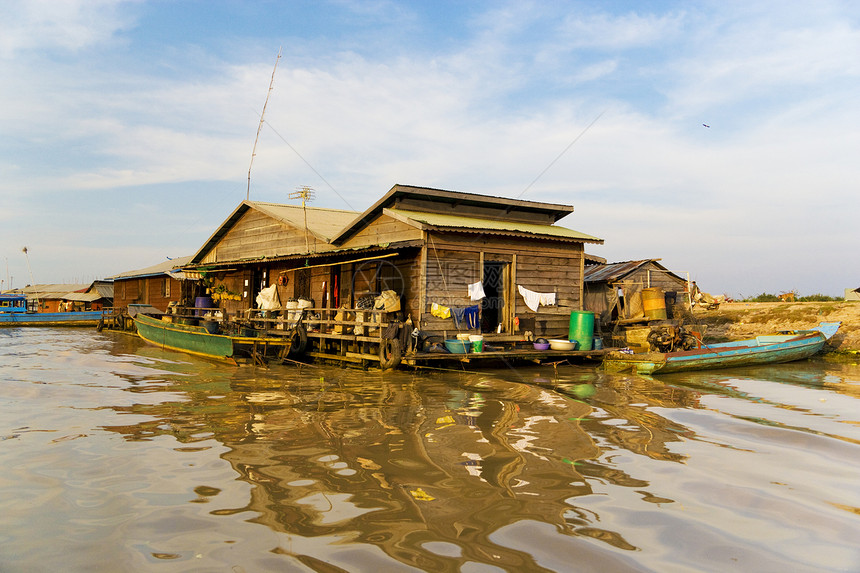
[1,0,858,298]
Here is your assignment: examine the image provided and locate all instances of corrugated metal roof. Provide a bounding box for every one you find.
[333,184,579,244]
[92,282,114,298]
[251,202,358,242]
[386,208,603,243]
[584,260,686,283]
[21,283,90,294]
[110,255,194,280]
[190,202,360,265]
[62,292,102,302]
[186,240,422,270]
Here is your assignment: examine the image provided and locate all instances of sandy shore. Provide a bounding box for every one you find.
[691,301,860,352]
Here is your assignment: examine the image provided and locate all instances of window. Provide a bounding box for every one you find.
[294,268,310,299]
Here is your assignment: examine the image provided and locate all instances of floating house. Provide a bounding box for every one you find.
[183,185,603,345]
[110,256,193,312]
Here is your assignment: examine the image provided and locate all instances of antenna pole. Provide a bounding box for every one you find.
[247,48,282,201]
[289,186,315,254]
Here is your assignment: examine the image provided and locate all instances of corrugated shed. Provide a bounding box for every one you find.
[584,260,652,283]
[386,208,602,243]
[584,260,686,283]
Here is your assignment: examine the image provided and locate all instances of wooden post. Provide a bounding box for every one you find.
[510,253,517,333]
[418,233,427,326]
[578,247,585,310]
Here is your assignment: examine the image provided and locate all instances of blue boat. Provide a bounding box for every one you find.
[603,322,841,375]
[0,293,102,327]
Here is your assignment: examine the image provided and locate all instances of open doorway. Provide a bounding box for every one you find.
[481,261,508,333]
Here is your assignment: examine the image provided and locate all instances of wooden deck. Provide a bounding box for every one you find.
[114,304,607,369]
[402,347,607,367]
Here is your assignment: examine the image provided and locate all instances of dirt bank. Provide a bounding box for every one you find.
[690,301,859,353]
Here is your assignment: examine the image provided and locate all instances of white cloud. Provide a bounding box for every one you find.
[0,0,857,294]
[0,0,136,57]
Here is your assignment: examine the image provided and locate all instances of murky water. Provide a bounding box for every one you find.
[1,328,858,572]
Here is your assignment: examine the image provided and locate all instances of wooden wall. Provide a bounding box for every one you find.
[339,213,423,250]
[419,232,585,339]
[113,276,182,311]
[201,251,422,319]
[201,210,340,264]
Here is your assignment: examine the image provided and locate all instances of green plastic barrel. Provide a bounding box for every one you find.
[568,311,594,351]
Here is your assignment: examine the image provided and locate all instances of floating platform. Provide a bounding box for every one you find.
[403,347,607,367]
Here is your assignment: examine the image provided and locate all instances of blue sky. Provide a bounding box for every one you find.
[1,0,857,297]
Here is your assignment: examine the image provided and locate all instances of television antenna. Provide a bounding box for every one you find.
[289,186,315,253]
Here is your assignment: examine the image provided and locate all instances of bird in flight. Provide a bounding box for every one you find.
[702,123,710,128]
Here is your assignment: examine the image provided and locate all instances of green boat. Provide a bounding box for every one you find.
[603,322,840,375]
[132,312,305,363]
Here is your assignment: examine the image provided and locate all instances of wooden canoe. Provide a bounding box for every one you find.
[603,322,841,375]
[133,313,297,362]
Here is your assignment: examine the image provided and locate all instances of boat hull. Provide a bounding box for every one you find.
[133,313,291,361]
[0,311,102,327]
[604,323,839,375]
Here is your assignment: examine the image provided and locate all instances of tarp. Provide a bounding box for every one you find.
[255,284,281,310]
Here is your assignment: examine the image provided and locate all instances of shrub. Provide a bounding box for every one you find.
[742,293,780,302]
[798,294,840,302]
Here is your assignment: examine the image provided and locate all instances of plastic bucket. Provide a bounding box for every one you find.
[469,334,484,353]
[195,296,214,317]
[568,311,594,351]
[642,288,667,320]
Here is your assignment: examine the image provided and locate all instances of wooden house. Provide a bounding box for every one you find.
[61,280,113,311]
[184,185,603,345]
[583,259,689,324]
[17,282,112,312]
[110,256,192,312]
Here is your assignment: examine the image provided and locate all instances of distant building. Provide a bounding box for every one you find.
[14,281,113,312]
[109,256,192,312]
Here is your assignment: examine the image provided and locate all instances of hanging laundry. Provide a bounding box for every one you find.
[451,307,466,329]
[450,305,480,329]
[431,302,451,319]
[518,285,556,312]
[467,281,486,301]
[464,305,480,329]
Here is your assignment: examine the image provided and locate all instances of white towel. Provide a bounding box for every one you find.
[468,281,486,301]
[518,285,556,312]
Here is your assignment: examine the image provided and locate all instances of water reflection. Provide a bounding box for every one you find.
[654,361,860,447]
[102,364,643,570]
[4,328,857,572]
[96,350,860,571]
